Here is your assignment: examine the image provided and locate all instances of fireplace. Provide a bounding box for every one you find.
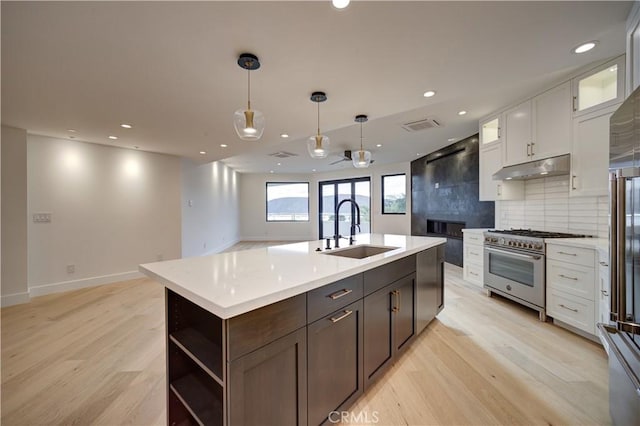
[426,219,465,240]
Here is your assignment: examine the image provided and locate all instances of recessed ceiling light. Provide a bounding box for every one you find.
[67,129,76,132]
[332,0,350,9]
[220,144,228,148]
[280,133,289,138]
[199,151,206,155]
[376,144,382,147]
[270,170,274,173]
[540,171,549,175]
[277,162,281,166]
[573,41,598,54]
[448,138,457,142]
[506,177,513,180]
[312,169,316,172]
[416,153,422,156]
[108,135,118,140]
[458,110,467,116]
[120,124,132,129]
[423,90,436,98]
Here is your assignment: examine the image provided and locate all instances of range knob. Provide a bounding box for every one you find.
[508,241,513,246]
[535,243,543,250]
[528,243,533,249]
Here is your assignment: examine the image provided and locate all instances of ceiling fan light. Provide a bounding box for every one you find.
[233,108,264,140]
[332,0,350,9]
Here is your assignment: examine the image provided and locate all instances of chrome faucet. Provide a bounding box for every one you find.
[334,199,361,248]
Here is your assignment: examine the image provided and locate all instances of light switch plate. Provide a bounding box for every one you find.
[33,213,52,223]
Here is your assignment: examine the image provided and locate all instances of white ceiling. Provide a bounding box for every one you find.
[1,1,632,174]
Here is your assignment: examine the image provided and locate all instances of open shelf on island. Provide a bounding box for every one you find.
[170,328,223,385]
[170,373,223,426]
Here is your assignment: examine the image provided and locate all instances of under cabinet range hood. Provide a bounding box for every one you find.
[492,154,570,181]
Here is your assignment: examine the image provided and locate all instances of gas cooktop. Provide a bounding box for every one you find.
[486,229,590,239]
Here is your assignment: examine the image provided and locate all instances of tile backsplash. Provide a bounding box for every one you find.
[496,175,608,238]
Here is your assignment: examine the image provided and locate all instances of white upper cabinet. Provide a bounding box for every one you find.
[572,56,625,117]
[532,82,572,160]
[479,143,524,201]
[480,115,501,146]
[570,104,618,197]
[503,101,533,166]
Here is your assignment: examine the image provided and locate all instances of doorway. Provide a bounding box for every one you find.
[319,177,371,239]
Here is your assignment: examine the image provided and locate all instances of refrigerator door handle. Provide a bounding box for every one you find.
[610,172,618,322]
[616,173,626,327]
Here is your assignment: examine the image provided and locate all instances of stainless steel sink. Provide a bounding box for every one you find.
[321,244,399,259]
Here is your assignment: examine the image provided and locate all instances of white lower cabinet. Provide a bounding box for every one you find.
[463,230,485,287]
[546,242,597,336]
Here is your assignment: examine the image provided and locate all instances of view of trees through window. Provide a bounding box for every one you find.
[382,174,406,214]
[266,182,309,221]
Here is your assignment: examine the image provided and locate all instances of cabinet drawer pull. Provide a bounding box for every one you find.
[572,95,577,112]
[601,290,609,296]
[531,142,535,156]
[469,236,479,241]
[571,175,577,191]
[497,127,501,139]
[559,304,578,313]
[557,251,577,256]
[527,143,531,157]
[469,251,480,256]
[328,288,353,300]
[497,184,502,197]
[559,274,578,281]
[329,310,353,323]
[599,261,609,266]
[469,271,479,276]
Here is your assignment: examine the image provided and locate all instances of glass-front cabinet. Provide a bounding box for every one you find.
[480,114,501,146]
[572,56,625,116]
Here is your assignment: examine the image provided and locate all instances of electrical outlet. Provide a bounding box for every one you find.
[435,183,440,189]
[33,213,52,223]
[188,200,193,207]
[66,264,75,274]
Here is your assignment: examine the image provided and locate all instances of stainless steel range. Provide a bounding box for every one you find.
[483,229,588,321]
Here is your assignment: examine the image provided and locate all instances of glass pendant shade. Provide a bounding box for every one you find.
[307,134,330,158]
[233,108,265,140]
[352,149,372,168]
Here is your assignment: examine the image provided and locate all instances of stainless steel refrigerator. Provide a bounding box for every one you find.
[600,84,640,426]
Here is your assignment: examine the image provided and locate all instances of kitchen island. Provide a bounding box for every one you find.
[140,234,446,426]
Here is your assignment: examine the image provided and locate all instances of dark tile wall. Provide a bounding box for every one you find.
[411,134,495,266]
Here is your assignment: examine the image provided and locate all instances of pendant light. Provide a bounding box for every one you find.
[307,92,330,159]
[234,53,265,141]
[353,114,372,168]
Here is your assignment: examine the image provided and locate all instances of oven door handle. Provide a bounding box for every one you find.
[485,247,542,261]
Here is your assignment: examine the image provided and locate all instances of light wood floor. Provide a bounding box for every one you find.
[1,242,610,425]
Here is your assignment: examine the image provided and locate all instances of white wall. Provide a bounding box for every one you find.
[495,175,608,238]
[240,173,316,241]
[1,126,29,306]
[27,135,182,296]
[238,162,411,241]
[181,159,240,257]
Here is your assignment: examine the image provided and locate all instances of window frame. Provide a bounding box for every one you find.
[381,173,407,215]
[265,181,310,223]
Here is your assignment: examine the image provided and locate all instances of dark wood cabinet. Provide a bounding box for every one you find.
[363,273,417,388]
[307,300,364,426]
[164,245,444,426]
[228,327,307,426]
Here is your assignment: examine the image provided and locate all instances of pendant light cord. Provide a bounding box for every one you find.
[247,68,251,110]
[317,101,321,136]
[360,122,364,151]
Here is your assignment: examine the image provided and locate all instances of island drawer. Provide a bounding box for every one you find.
[363,254,416,296]
[227,294,306,361]
[307,274,363,323]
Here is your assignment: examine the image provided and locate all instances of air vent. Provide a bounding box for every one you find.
[268,151,298,158]
[401,117,442,132]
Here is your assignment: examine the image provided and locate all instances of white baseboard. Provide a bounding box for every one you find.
[29,270,144,298]
[1,291,30,307]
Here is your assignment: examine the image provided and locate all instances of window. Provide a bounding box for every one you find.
[319,177,371,239]
[266,182,309,222]
[382,174,406,214]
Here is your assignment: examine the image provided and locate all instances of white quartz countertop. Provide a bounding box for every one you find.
[139,234,446,319]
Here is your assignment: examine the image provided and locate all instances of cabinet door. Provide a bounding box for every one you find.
[532,82,572,159]
[480,115,501,146]
[363,283,394,388]
[570,104,618,197]
[416,246,443,332]
[393,274,416,354]
[479,144,524,201]
[228,328,307,426]
[307,300,363,426]
[572,56,625,117]
[504,100,532,166]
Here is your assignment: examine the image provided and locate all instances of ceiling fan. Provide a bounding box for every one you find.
[329,150,375,166]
